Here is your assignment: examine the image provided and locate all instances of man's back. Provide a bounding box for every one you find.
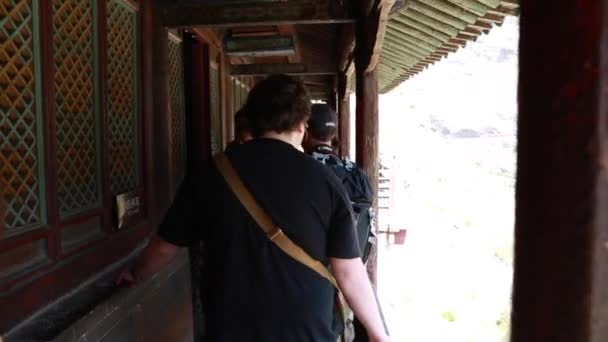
[310,146,374,262]
[159,138,360,341]
[122,75,389,342]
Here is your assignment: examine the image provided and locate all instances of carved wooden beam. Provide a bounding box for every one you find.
[230,63,337,76]
[305,84,331,93]
[191,28,223,50]
[337,24,355,74]
[224,35,295,57]
[357,0,396,73]
[162,0,354,27]
[277,25,302,63]
[309,91,331,98]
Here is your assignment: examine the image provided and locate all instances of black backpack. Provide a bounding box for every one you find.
[312,151,375,263]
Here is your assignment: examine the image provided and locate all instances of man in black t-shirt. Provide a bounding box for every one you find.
[306,103,379,340]
[305,103,375,263]
[117,75,389,342]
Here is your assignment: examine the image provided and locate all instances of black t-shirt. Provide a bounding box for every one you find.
[158,138,360,342]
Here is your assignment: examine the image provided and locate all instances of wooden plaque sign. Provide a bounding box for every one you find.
[115,191,142,230]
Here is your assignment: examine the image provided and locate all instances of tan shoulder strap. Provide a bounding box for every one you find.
[213,153,339,289]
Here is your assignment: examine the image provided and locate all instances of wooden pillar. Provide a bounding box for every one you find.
[223,57,234,143]
[353,0,393,291]
[512,1,608,342]
[355,66,379,285]
[355,1,380,287]
[338,73,351,158]
[183,36,211,173]
[181,35,211,342]
[328,76,338,112]
[354,17,380,340]
[141,0,171,223]
[328,92,337,112]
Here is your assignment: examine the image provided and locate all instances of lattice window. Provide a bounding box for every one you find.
[53,0,100,217]
[107,0,139,195]
[168,39,186,184]
[0,0,45,233]
[209,65,222,154]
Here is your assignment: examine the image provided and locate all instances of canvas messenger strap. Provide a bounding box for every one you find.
[213,153,339,289]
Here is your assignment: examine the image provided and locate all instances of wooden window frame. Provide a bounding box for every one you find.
[0,0,147,303]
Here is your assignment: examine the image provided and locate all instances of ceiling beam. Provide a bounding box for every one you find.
[337,24,355,74]
[277,25,302,63]
[304,80,328,87]
[230,63,337,76]
[357,0,397,73]
[224,35,295,57]
[306,85,332,94]
[162,0,354,27]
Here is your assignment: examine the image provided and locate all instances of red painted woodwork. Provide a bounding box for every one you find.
[512,1,608,341]
[355,66,379,287]
[0,223,150,332]
[184,34,212,171]
[0,0,157,331]
[141,0,159,225]
[338,72,351,158]
[40,0,60,261]
[98,0,112,238]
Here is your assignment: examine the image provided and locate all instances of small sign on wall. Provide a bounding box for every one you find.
[115,191,142,230]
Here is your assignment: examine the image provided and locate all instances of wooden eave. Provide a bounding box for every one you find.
[378,0,520,93]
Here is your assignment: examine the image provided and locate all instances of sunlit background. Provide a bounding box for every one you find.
[371,17,519,342]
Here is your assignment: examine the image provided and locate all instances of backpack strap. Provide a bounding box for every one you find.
[311,151,344,167]
[213,153,339,289]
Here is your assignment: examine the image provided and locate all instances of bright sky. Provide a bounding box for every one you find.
[373,17,520,342]
[377,16,519,157]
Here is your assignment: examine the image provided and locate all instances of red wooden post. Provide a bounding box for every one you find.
[0,179,4,238]
[141,0,159,224]
[354,9,382,334]
[328,77,338,112]
[338,95,351,159]
[183,36,211,170]
[355,65,379,286]
[222,56,234,144]
[141,0,173,217]
[338,72,351,159]
[512,1,608,341]
[355,1,380,285]
[353,0,393,289]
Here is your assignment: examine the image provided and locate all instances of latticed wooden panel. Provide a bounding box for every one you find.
[107,0,139,195]
[168,39,186,184]
[53,0,100,216]
[0,0,45,232]
[209,65,222,154]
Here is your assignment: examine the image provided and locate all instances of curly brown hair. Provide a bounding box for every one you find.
[245,74,311,137]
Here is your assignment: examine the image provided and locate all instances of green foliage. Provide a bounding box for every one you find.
[442,310,456,322]
[496,308,512,342]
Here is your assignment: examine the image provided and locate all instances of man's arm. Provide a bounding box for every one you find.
[115,234,180,286]
[330,257,390,342]
[116,174,201,286]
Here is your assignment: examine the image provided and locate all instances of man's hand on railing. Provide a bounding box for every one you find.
[331,257,388,342]
[369,335,391,342]
[113,234,180,288]
[114,267,138,287]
